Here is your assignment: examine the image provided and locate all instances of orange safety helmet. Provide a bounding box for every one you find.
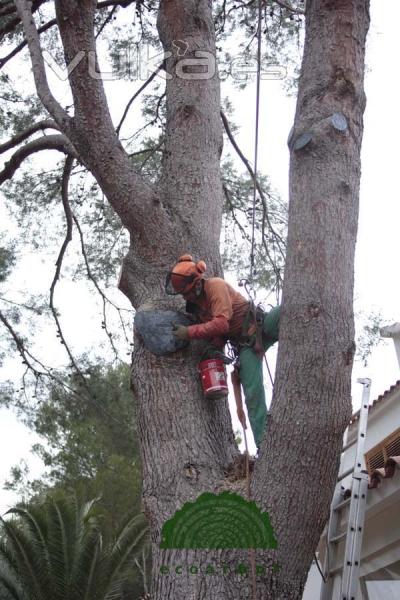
[165,254,207,295]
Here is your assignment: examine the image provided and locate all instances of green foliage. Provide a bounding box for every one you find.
[0,491,149,600]
[7,364,141,518]
[355,309,386,366]
[3,363,150,599]
[0,74,44,136]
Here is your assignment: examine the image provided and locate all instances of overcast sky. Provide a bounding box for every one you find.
[1,0,399,513]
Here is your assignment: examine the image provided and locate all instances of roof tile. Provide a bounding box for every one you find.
[350,380,400,425]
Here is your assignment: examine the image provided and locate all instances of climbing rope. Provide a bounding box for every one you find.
[249,0,263,286]
[247,2,263,598]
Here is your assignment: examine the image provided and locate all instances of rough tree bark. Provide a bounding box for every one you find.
[10,0,370,598]
[253,0,370,597]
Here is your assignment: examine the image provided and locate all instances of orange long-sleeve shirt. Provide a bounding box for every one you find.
[187,278,251,344]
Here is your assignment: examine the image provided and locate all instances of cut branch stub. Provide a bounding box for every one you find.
[292,131,313,151]
[134,310,192,355]
[330,112,348,132]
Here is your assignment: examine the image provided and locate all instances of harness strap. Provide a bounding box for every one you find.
[240,301,264,357]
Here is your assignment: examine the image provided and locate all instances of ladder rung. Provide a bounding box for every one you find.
[337,466,353,482]
[328,531,346,544]
[333,497,351,512]
[342,437,356,453]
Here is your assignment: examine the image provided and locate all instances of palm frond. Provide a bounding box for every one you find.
[0,516,45,600]
[102,514,149,598]
[6,506,54,596]
[0,572,25,600]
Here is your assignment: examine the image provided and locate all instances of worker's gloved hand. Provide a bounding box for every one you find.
[172,324,189,340]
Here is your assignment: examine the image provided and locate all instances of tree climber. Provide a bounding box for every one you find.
[165,254,280,449]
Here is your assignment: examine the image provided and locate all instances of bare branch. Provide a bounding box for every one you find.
[13,0,71,129]
[0,119,59,154]
[72,212,132,355]
[116,63,165,135]
[0,0,131,38]
[95,4,118,39]
[139,138,164,172]
[0,308,42,377]
[0,18,56,70]
[220,110,285,257]
[0,0,132,70]
[47,159,125,422]
[223,183,251,244]
[0,306,125,419]
[0,134,77,185]
[0,295,42,314]
[0,307,84,399]
[49,156,88,385]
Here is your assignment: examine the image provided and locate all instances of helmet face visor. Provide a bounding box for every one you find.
[165,272,196,295]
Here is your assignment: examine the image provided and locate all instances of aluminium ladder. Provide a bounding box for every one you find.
[320,378,371,600]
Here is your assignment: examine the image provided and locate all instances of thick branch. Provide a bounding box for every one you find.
[13,0,70,129]
[0,119,59,154]
[53,0,157,231]
[0,134,77,185]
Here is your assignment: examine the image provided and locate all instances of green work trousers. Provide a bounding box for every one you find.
[239,305,280,448]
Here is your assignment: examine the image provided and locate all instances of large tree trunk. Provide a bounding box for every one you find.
[252,0,370,597]
[15,0,370,598]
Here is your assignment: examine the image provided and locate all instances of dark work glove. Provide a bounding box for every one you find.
[172,324,189,340]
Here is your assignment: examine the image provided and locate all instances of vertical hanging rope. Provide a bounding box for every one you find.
[247,4,263,597]
[249,0,263,286]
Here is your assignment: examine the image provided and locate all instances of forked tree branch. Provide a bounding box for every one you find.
[13,0,71,129]
[0,119,59,154]
[0,134,77,185]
